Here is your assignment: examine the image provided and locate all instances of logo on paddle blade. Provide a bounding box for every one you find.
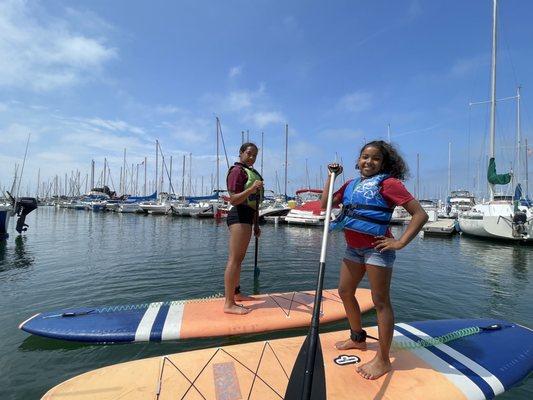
[334,355,361,366]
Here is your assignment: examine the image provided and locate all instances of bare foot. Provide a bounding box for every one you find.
[356,356,391,380]
[223,304,250,315]
[335,338,367,351]
[234,293,256,301]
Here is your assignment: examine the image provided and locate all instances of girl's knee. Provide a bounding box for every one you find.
[371,294,391,310]
[338,285,356,299]
[228,253,245,265]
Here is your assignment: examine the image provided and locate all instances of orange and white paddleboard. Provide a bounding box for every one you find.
[42,318,533,399]
[20,289,373,343]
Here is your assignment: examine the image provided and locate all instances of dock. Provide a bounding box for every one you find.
[423,219,457,236]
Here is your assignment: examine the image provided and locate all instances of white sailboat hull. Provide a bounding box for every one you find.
[117,203,142,213]
[458,203,533,241]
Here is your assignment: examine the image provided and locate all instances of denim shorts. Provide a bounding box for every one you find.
[343,246,396,268]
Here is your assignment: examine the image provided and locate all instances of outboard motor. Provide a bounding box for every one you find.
[512,211,528,238]
[15,197,38,234]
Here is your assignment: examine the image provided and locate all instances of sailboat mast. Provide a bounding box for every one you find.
[416,153,420,199]
[103,158,107,187]
[516,86,521,185]
[525,138,529,197]
[36,168,40,198]
[90,160,95,191]
[448,141,451,195]
[216,118,220,193]
[136,163,139,196]
[305,158,310,189]
[169,156,173,193]
[261,131,264,176]
[144,157,147,195]
[155,140,159,194]
[284,124,288,199]
[488,0,498,200]
[182,155,186,198]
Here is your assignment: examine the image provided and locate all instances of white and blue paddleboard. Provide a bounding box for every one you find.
[42,318,532,399]
[19,288,374,343]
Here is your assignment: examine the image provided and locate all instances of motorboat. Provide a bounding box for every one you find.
[439,190,476,219]
[284,189,339,226]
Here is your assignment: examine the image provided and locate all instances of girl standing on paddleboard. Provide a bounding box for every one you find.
[224,143,264,315]
[321,140,427,379]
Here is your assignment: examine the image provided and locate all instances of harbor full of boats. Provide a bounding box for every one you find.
[30,183,531,244]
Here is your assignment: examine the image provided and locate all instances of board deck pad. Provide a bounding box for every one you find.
[20,289,373,343]
[41,318,532,399]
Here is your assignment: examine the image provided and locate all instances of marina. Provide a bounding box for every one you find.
[2,0,533,398]
[1,207,532,399]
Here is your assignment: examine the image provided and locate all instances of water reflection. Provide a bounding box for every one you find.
[0,240,6,264]
[458,236,531,316]
[0,236,35,272]
[14,236,34,269]
[511,246,528,282]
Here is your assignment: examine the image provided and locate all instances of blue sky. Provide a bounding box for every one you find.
[1,0,532,199]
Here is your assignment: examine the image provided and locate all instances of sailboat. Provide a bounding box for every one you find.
[458,0,532,242]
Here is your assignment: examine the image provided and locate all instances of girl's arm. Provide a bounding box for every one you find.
[229,180,263,206]
[374,199,428,251]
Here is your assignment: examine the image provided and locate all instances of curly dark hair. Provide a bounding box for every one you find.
[357,140,409,180]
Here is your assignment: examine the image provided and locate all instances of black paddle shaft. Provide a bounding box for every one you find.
[302,261,327,398]
[284,168,339,400]
[254,189,260,277]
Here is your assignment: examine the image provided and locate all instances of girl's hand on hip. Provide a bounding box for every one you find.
[373,236,404,252]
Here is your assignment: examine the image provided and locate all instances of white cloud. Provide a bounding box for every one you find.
[229,66,242,78]
[60,130,146,152]
[0,0,117,91]
[247,111,285,128]
[450,55,486,78]
[338,91,373,113]
[227,91,253,111]
[83,118,146,137]
[37,151,76,163]
[155,105,184,115]
[202,85,267,114]
[163,116,211,145]
[291,140,320,158]
[0,123,36,143]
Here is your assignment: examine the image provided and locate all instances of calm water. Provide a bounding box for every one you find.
[1,207,532,399]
